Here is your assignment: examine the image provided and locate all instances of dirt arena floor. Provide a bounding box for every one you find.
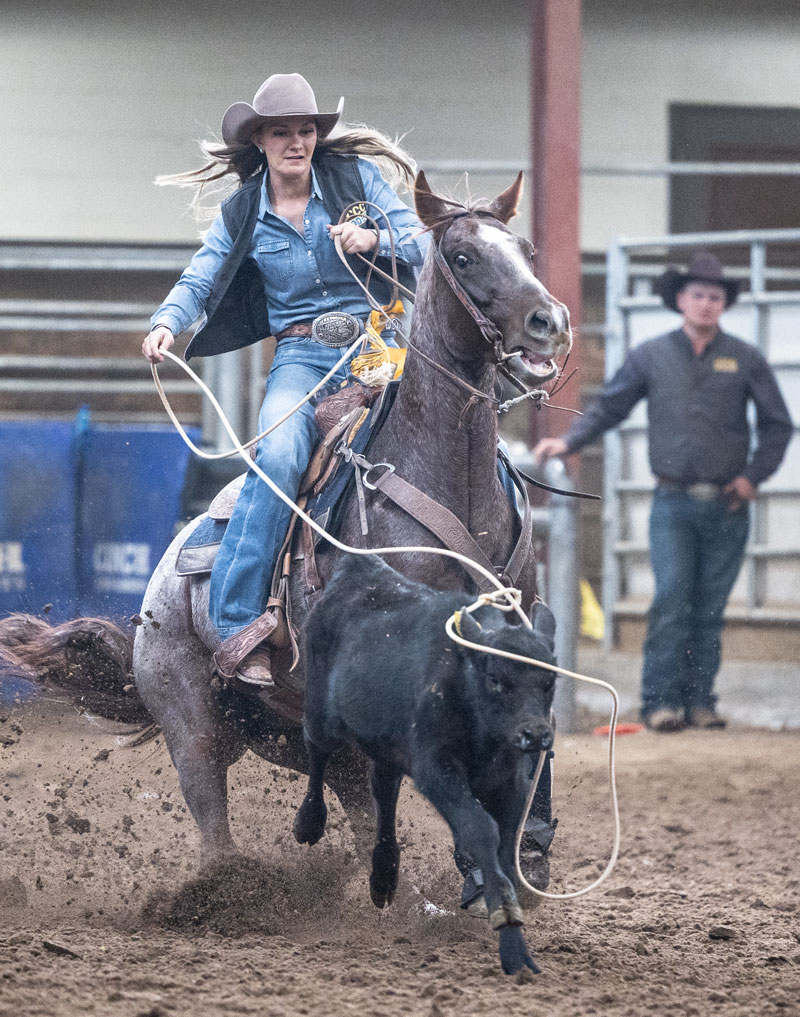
[2,696,799,1017]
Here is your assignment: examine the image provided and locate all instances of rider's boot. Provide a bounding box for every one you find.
[213,612,281,690]
[235,648,274,687]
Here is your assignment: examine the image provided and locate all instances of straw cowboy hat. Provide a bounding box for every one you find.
[657,252,740,312]
[221,73,344,146]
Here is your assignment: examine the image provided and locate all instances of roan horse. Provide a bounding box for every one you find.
[1,172,571,892]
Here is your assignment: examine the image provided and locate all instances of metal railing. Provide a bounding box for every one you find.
[420,159,800,177]
[0,241,201,411]
[503,451,580,733]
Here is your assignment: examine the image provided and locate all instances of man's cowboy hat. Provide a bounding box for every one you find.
[221,73,343,147]
[658,252,740,312]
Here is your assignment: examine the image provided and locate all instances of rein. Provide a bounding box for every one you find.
[403,336,499,409]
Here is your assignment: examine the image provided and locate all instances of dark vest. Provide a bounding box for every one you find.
[184,153,417,360]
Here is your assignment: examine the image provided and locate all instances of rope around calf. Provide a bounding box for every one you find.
[152,349,621,902]
[446,593,620,901]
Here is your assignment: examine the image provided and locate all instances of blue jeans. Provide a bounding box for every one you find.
[641,489,749,716]
[209,337,353,640]
[209,337,520,641]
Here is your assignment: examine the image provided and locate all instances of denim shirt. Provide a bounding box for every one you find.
[152,158,428,337]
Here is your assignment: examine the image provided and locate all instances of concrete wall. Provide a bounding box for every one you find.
[2,1,798,247]
[0,0,532,244]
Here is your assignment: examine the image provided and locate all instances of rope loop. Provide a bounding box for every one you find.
[147,203,622,907]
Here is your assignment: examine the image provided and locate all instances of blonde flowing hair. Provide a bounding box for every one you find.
[157,124,417,223]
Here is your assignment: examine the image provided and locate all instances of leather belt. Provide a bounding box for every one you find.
[657,478,724,501]
[275,312,365,346]
[275,322,314,340]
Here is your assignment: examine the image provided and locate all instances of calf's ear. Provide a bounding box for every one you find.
[530,602,556,651]
[456,611,484,643]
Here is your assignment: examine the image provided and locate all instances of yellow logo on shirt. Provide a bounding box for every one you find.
[344,202,369,227]
[713,357,739,373]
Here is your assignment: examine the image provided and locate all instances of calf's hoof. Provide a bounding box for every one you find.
[498,925,540,976]
[369,848,399,908]
[293,797,327,846]
[460,868,488,918]
[519,817,557,891]
[369,873,397,909]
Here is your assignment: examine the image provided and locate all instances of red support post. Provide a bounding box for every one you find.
[530,0,582,442]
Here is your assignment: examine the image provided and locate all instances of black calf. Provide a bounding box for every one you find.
[294,554,557,975]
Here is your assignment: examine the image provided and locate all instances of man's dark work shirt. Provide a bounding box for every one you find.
[564,329,793,486]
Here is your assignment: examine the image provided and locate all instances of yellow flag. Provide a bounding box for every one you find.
[580,578,605,641]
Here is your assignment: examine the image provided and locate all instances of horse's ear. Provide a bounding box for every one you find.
[414,170,449,227]
[485,172,524,225]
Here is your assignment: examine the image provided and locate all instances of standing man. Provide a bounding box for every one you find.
[535,253,793,731]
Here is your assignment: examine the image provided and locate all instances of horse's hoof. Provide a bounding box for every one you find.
[519,849,550,891]
[464,896,489,920]
[293,799,327,845]
[520,818,556,891]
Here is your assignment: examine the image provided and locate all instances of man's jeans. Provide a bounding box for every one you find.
[209,337,353,640]
[641,488,749,716]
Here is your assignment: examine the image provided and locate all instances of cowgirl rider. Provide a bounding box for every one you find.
[142,73,429,685]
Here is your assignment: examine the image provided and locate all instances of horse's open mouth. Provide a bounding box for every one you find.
[505,350,559,386]
[521,353,558,379]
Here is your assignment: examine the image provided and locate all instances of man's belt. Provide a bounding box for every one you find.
[275,312,364,347]
[657,478,724,501]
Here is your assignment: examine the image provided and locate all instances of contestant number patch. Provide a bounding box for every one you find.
[344,202,369,228]
[713,357,739,373]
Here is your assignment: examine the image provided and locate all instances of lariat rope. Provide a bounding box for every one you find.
[148,199,620,901]
[151,346,621,901]
[446,589,620,901]
[152,203,407,463]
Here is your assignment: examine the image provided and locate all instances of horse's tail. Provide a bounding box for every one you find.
[0,612,154,729]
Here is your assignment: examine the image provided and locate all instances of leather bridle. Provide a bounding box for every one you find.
[408,210,541,408]
[420,212,599,503]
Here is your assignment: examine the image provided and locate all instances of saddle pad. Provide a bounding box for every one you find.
[175,380,402,577]
[175,514,228,576]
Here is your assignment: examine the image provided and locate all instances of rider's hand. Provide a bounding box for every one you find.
[142,325,175,364]
[533,437,569,465]
[327,221,379,255]
[722,475,756,512]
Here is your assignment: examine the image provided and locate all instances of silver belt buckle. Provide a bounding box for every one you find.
[311,311,363,348]
[687,483,720,501]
